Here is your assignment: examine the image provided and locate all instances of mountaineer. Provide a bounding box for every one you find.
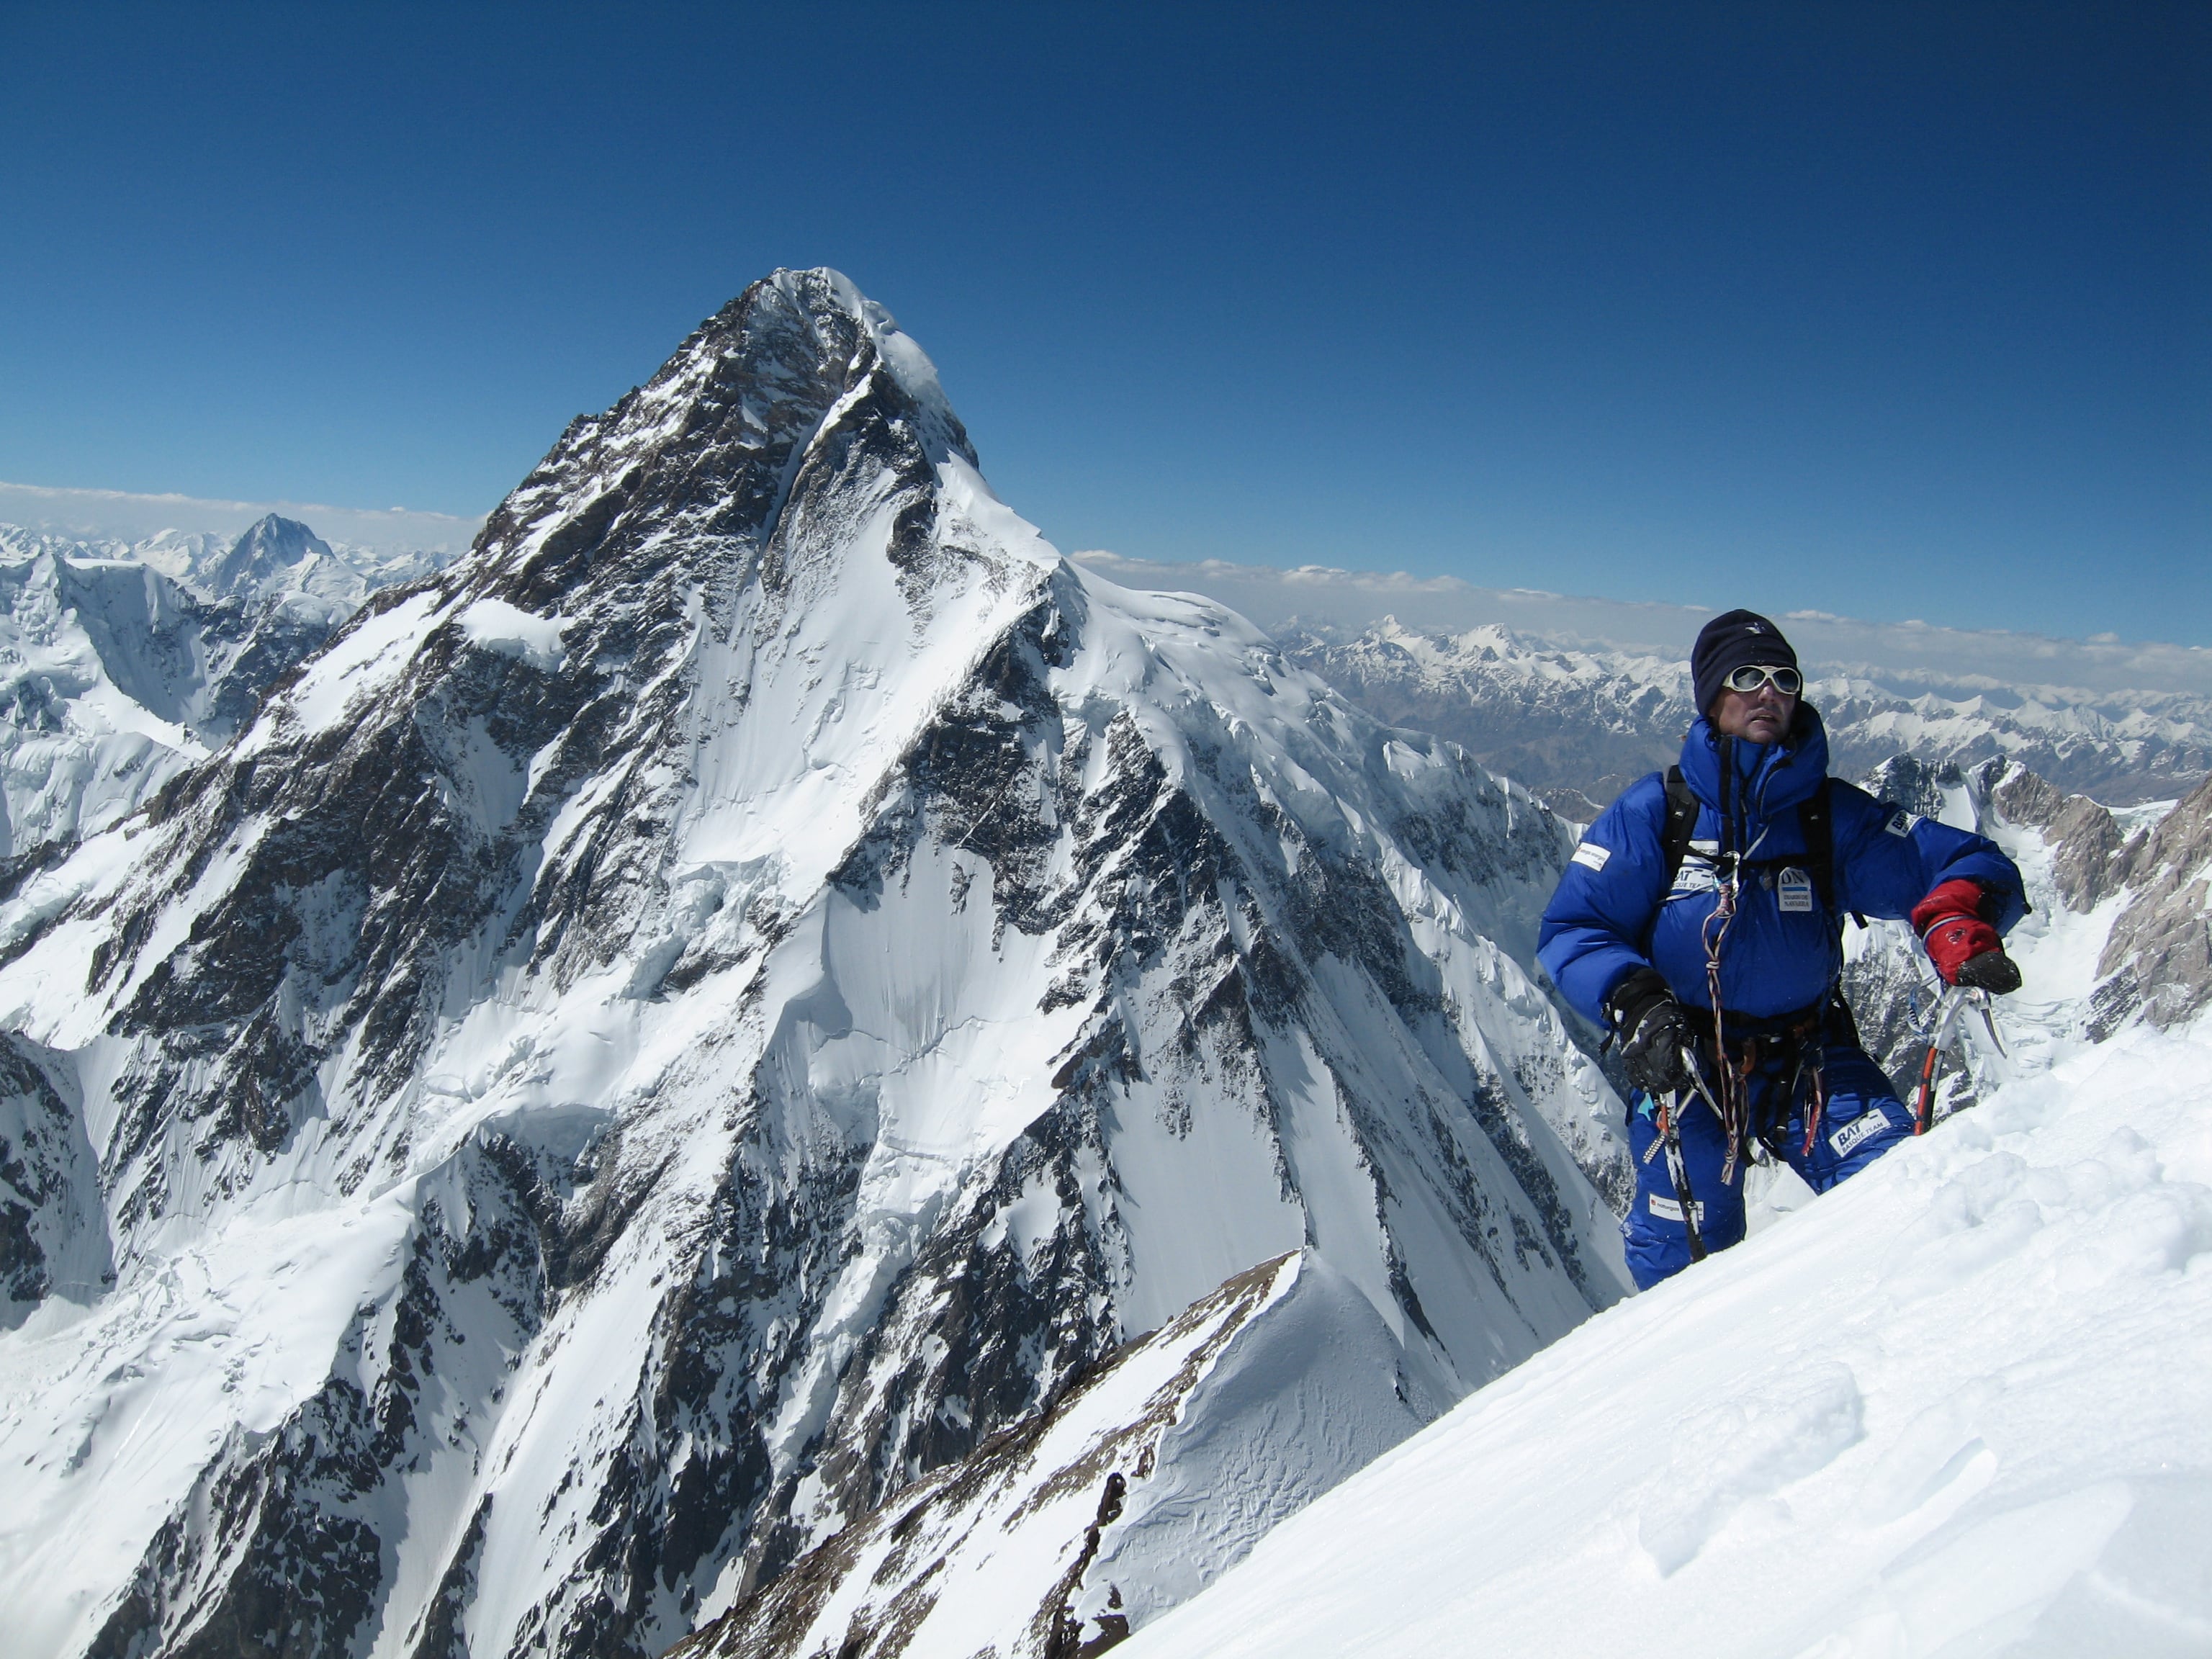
[1537,610,2027,1287]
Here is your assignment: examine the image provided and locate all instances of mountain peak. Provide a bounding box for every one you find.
[0,271,1627,1659]
[206,513,333,597]
[757,266,961,435]
[466,266,981,613]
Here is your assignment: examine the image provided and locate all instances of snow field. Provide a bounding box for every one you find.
[1121,1028,2212,1658]
[0,1187,420,1659]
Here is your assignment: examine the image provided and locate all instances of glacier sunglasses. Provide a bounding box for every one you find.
[1721,663,1802,696]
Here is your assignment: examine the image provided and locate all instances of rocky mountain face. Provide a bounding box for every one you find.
[0,271,1632,1659]
[1825,753,2212,1130]
[1966,763,2212,1040]
[1282,620,2212,817]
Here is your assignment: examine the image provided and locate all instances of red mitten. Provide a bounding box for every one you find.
[1911,878,2002,985]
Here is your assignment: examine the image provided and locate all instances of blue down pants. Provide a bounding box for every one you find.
[1622,1040,1910,1290]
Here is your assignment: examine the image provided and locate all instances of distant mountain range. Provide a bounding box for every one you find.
[1276,618,2211,817]
[0,513,451,621]
[0,516,454,874]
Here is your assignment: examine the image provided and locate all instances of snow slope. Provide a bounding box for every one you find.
[1123,1025,2212,1658]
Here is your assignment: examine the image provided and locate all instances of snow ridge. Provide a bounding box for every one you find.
[1120,1027,2212,1658]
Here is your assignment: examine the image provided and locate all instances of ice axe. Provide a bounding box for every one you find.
[1634,1047,1714,1263]
[1911,984,2007,1133]
[1648,1045,1714,1263]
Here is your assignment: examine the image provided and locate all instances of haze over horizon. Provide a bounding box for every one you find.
[1,4,2203,646]
[7,476,2208,706]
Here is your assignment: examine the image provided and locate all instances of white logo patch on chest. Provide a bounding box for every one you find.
[1778,867,1815,913]
[1669,840,1719,896]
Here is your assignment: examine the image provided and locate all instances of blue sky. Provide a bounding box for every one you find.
[1,1,2204,645]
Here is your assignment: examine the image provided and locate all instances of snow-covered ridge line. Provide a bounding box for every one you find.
[680,1244,1493,1658]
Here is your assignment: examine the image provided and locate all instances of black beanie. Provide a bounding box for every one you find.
[1691,609,1799,719]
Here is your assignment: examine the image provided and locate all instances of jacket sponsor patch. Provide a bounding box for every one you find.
[1829,1106,1894,1158]
[1777,867,1814,913]
[1570,840,1611,871]
[1648,1193,1706,1226]
[1884,809,1917,837]
[1668,838,1719,895]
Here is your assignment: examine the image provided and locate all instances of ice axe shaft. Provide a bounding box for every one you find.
[1912,986,1970,1134]
[1661,1083,1707,1263]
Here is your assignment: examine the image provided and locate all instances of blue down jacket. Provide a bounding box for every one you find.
[1539,708,2026,1028]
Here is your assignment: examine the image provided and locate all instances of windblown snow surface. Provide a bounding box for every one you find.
[1122,1022,2212,1658]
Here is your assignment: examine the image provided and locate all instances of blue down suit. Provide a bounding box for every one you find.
[1538,709,2025,1287]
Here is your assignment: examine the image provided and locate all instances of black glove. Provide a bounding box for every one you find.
[1606,968,1694,1096]
[1955,948,2023,994]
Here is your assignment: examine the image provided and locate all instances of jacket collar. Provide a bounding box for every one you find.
[1678,703,1828,820]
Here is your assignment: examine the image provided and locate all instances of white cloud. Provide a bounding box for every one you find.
[0,481,482,559]
[1071,552,2212,699]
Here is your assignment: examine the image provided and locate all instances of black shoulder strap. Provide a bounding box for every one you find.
[1797,777,1836,914]
[1659,765,1700,887]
